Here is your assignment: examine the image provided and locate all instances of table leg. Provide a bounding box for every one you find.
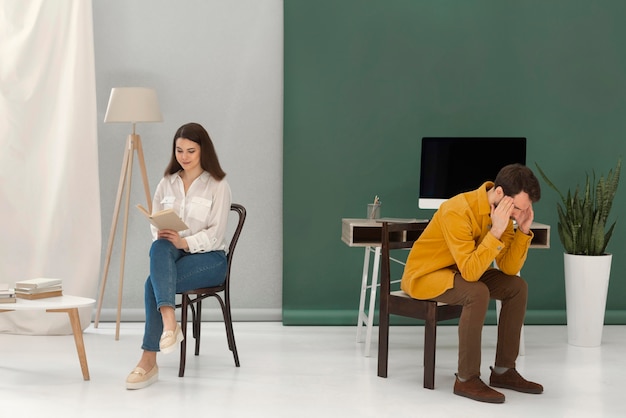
[364,246,381,357]
[356,246,372,343]
[47,307,90,380]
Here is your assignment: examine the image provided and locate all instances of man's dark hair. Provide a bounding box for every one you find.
[494,163,541,202]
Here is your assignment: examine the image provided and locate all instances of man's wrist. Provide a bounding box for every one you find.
[490,229,504,240]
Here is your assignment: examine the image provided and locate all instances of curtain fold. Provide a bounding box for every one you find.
[0,0,100,334]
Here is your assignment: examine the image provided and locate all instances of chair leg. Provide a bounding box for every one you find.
[215,297,232,351]
[214,294,239,366]
[423,304,437,389]
[377,310,390,378]
[194,299,202,356]
[190,302,198,340]
[179,296,189,377]
[224,304,239,367]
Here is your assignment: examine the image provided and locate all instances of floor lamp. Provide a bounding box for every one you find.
[94,87,163,340]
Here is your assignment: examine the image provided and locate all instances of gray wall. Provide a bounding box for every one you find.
[93,0,283,321]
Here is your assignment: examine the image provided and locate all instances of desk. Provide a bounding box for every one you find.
[0,295,95,380]
[342,218,550,357]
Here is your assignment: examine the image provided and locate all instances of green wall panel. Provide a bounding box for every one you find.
[284,0,626,325]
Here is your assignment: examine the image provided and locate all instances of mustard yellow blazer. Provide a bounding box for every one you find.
[401,182,533,299]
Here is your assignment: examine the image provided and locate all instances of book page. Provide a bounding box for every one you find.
[136,204,189,231]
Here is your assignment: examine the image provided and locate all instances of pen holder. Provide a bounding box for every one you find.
[367,203,381,219]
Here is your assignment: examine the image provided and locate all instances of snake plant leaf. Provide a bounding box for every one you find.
[536,159,621,256]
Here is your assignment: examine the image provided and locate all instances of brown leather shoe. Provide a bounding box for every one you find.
[454,374,505,403]
[489,367,543,394]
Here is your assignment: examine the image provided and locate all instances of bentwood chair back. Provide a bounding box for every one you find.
[176,203,246,377]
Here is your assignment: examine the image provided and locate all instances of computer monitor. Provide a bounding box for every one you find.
[418,137,527,209]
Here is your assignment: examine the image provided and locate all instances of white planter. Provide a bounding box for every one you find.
[563,253,612,347]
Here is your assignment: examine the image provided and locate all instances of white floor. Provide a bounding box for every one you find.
[1,322,624,418]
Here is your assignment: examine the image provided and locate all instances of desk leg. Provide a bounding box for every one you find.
[47,308,90,380]
[364,246,381,357]
[356,246,372,343]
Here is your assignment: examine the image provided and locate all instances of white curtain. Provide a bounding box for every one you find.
[0,0,100,334]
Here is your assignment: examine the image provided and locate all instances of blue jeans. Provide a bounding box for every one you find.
[142,239,227,351]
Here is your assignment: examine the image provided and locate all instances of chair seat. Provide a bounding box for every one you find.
[390,290,450,306]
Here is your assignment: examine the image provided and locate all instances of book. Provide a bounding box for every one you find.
[14,278,62,289]
[0,284,15,303]
[15,289,63,300]
[136,204,189,232]
[15,284,62,294]
[0,285,15,297]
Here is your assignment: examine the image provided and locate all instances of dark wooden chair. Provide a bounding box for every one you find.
[377,221,463,389]
[176,203,246,377]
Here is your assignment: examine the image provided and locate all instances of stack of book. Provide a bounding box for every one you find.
[14,278,63,300]
[0,284,16,303]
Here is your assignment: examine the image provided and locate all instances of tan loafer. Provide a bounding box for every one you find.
[126,365,158,390]
[159,323,184,354]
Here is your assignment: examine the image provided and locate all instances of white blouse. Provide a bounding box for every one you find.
[151,171,232,253]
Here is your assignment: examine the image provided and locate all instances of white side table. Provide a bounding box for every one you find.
[0,295,95,380]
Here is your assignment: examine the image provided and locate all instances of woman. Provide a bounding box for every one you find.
[126,122,232,390]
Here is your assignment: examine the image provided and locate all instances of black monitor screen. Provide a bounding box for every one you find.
[419,137,527,209]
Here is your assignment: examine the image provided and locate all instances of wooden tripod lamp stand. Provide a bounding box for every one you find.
[94,87,162,340]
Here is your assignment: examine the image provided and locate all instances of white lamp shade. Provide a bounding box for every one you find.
[104,87,163,123]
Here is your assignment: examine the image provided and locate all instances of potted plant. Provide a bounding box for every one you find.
[535,159,621,347]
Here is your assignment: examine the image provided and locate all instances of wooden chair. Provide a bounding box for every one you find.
[176,203,246,377]
[377,221,463,389]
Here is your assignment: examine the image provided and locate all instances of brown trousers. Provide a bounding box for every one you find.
[433,269,528,380]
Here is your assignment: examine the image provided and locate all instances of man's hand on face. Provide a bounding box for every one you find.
[490,195,514,239]
[514,204,534,235]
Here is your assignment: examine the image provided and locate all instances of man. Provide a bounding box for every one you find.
[401,163,543,403]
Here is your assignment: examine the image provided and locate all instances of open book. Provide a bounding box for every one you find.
[136,204,189,231]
